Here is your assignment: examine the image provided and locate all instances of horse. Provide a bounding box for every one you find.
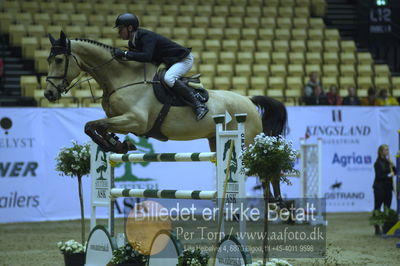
[44,31,287,199]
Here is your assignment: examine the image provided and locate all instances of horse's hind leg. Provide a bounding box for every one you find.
[84,115,138,153]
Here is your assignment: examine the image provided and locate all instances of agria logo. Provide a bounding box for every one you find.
[0,117,12,135]
[332,152,372,167]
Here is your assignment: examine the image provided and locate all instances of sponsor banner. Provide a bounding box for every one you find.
[1,107,399,223]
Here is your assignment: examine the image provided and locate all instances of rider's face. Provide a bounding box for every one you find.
[118,26,130,40]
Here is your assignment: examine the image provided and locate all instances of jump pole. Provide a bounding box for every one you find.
[90,113,247,240]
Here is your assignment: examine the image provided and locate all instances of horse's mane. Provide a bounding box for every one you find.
[73,38,114,51]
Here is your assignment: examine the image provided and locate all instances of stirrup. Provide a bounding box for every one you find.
[195,106,208,121]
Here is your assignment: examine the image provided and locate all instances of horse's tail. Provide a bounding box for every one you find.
[250,96,288,136]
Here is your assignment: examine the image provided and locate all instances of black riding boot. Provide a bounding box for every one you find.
[171,80,209,120]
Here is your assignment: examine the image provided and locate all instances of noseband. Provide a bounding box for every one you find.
[46,39,77,95]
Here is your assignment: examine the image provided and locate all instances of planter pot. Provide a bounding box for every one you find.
[63,252,85,266]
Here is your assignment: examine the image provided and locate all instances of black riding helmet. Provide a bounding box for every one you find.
[114,13,139,30]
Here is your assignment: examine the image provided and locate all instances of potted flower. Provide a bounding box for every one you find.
[241,134,298,264]
[57,239,86,266]
[110,243,148,266]
[369,206,398,234]
[55,140,90,265]
[177,248,210,266]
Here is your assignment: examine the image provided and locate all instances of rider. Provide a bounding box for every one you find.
[113,13,208,121]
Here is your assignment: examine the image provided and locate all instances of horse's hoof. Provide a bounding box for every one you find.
[124,141,137,151]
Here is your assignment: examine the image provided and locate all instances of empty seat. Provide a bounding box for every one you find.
[262,7,277,17]
[239,40,256,51]
[220,52,236,64]
[214,77,231,90]
[217,64,234,77]
[193,16,209,27]
[207,28,224,40]
[357,64,373,76]
[289,52,305,64]
[357,52,373,65]
[22,37,38,59]
[232,76,250,90]
[57,2,75,14]
[173,28,190,40]
[191,28,207,39]
[294,7,310,17]
[275,28,291,40]
[322,64,339,77]
[84,26,101,38]
[308,29,324,40]
[196,5,213,16]
[287,64,304,76]
[292,17,309,29]
[258,29,275,40]
[307,40,323,52]
[244,17,260,28]
[251,77,267,90]
[246,6,262,17]
[323,52,339,64]
[276,17,292,29]
[339,76,355,89]
[20,75,39,97]
[187,39,204,51]
[322,76,338,88]
[213,5,229,16]
[34,50,49,73]
[374,76,391,89]
[210,17,226,28]
[235,64,252,77]
[176,16,193,27]
[224,28,241,40]
[278,7,293,17]
[340,64,356,77]
[254,52,270,64]
[272,52,288,64]
[9,24,26,46]
[76,2,93,16]
[270,64,287,77]
[159,16,176,27]
[340,40,356,52]
[205,39,221,51]
[253,64,269,76]
[260,17,276,28]
[357,76,373,90]
[199,64,216,77]
[52,13,70,27]
[324,40,340,52]
[142,16,158,28]
[273,40,289,52]
[340,52,356,64]
[309,18,325,29]
[374,64,391,76]
[222,40,238,52]
[306,52,322,64]
[242,28,258,40]
[227,17,243,28]
[201,52,219,64]
[305,64,321,74]
[291,29,307,40]
[237,52,254,64]
[290,40,306,52]
[286,76,304,90]
[324,29,340,40]
[256,40,273,51]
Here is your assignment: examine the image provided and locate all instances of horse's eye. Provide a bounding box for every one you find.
[55,58,63,64]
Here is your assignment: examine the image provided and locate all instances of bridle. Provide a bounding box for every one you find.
[46,39,115,96]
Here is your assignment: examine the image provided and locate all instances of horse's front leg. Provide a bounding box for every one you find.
[84,114,141,154]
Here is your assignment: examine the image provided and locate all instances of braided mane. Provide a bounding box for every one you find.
[74,38,114,51]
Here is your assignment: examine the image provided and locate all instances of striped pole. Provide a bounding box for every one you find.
[110,188,217,200]
[110,152,216,163]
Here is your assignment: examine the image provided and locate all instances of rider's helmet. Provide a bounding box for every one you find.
[114,13,139,31]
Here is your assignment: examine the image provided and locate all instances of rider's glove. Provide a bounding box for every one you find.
[114,48,127,59]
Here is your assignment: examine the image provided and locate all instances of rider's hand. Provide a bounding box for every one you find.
[114,48,126,59]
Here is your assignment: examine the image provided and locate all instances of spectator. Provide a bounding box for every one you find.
[376,88,399,106]
[372,144,395,235]
[343,86,361,105]
[361,87,377,106]
[303,84,327,105]
[303,71,324,97]
[326,85,342,105]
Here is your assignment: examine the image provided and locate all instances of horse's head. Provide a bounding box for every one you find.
[44,31,81,102]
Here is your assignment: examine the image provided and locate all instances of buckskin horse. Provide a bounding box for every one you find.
[44,31,287,199]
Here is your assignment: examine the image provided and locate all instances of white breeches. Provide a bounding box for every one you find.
[164,53,194,87]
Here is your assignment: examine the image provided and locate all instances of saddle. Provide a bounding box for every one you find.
[152,68,209,106]
[141,69,209,141]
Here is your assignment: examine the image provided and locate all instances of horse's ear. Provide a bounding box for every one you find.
[48,33,56,46]
[59,31,67,44]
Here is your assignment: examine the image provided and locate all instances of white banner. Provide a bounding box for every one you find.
[0,107,399,223]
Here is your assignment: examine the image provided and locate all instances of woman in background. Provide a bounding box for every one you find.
[373,144,395,235]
